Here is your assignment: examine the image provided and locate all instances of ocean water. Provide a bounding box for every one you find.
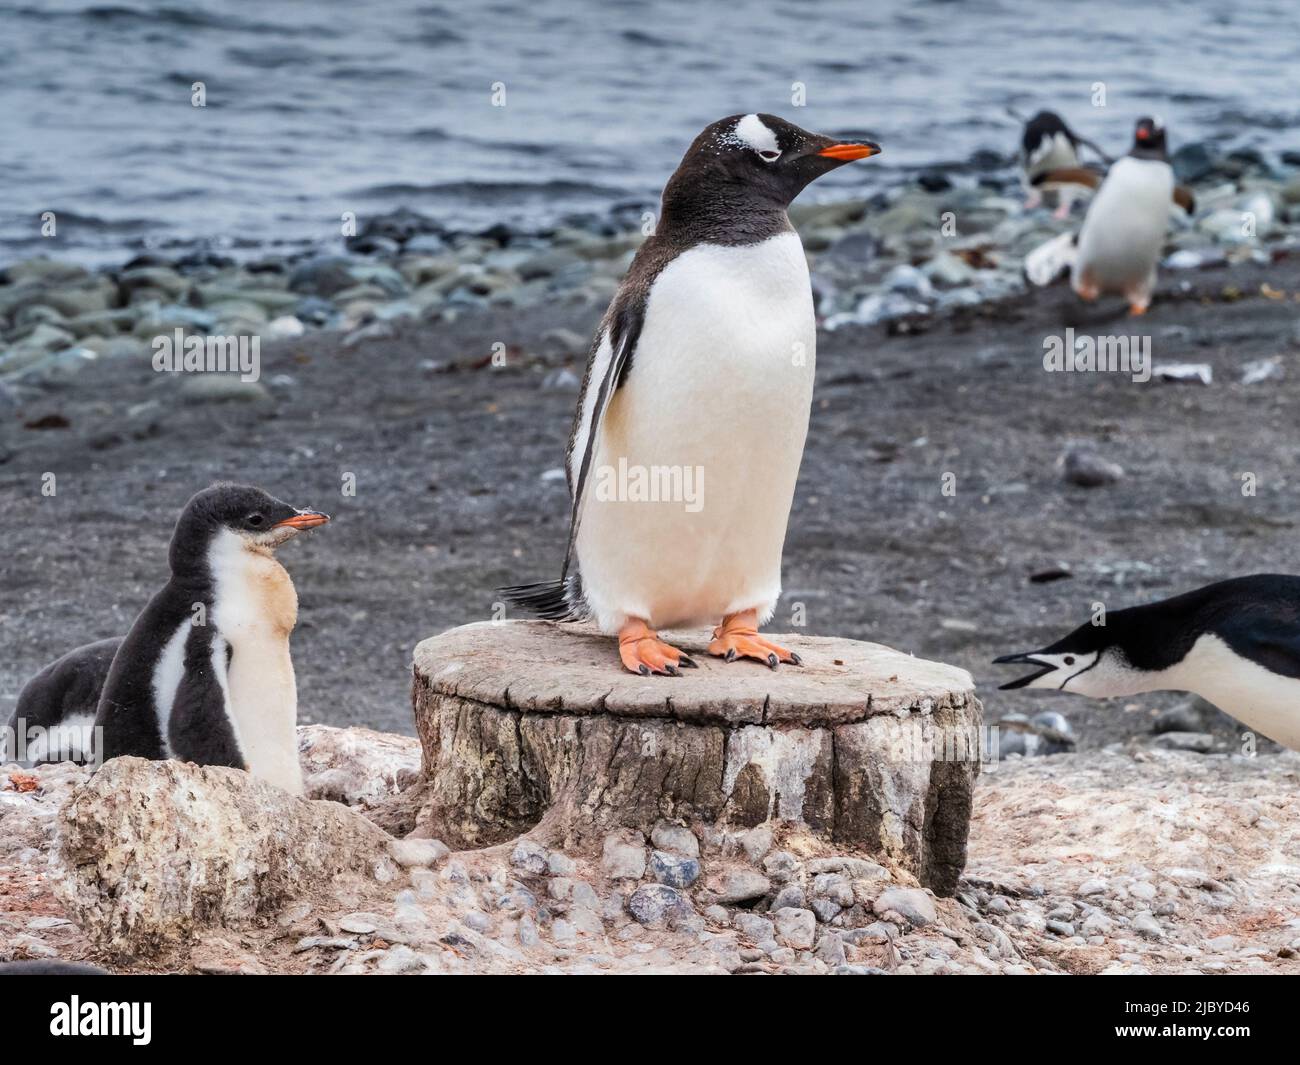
[2,0,1297,265]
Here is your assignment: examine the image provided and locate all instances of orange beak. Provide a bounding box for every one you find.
[818,141,881,161]
[274,511,330,530]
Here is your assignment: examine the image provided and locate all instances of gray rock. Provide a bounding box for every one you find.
[546,852,577,876]
[601,829,647,879]
[1152,701,1207,734]
[650,821,700,858]
[1046,920,1075,936]
[710,868,771,905]
[1133,912,1165,940]
[510,839,551,875]
[762,850,800,881]
[805,856,888,880]
[816,931,847,966]
[627,885,694,929]
[178,375,273,406]
[650,849,700,888]
[1062,447,1124,488]
[1151,732,1215,753]
[704,904,730,925]
[811,898,843,924]
[771,884,806,910]
[872,887,937,928]
[377,944,427,973]
[571,881,600,910]
[774,907,817,950]
[288,256,359,298]
[56,757,388,958]
[733,912,776,943]
[387,837,449,868]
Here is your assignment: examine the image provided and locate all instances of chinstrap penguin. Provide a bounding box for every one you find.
[92,483,328,792]
[1019,110,1108,218]
[3,637,120,765]
[503,113,879,675]
[994,574,1300,752]
[1069,116,1182,315]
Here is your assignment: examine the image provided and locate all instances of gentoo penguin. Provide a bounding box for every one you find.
[2,637,120,765]
[1019,110,1108,218]
[503,114,879,674]
[1069,116,1179,315]
[93,483,328,792]
[994,575,1300,752]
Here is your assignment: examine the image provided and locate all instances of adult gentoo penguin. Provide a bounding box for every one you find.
[503,114,880,675]
[993,575,1300,751]
[1069,116,1182,315]
[92,483,328,792]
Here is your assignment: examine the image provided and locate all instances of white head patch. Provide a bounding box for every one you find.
[733,113,780,158]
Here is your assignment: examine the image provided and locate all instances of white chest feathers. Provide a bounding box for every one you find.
[1073,157,1174,289]
[1162,633,1300,752]
[574,231,817,631]
[207,530,303,793]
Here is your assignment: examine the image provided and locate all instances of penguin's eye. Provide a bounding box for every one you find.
[247,513,265,527]
[758,150,781,162]
[1064,656,1075,665]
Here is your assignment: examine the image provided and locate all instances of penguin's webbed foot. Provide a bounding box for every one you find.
[708,610,802,670]
[618,619,694,677]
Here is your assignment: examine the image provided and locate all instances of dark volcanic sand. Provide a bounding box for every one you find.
[3,258,1298,749]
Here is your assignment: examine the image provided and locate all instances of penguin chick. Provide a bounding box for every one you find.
[994,574,1300,751]
[503,114,880,675]
[3,637,121,765]
[94,483,328,792]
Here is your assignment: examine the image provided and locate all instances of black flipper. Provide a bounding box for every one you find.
[501,300,644,621]
[166,630,245,769]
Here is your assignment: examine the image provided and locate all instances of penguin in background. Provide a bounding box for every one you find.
[994,575,1300,752]
[503,114,880,675]
[1070,116,1189,315]
[6,484,329,792]
[1018,110,1109,218]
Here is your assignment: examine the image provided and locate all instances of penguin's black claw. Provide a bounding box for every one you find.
[678,656,699,668]
[725,648,737,663]
[638,664,651,677]
[789,651,803,667]
[766,653,779,670]
[665,664,681,677]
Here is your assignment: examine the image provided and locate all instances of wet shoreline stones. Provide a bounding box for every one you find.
[5,149,1299,389]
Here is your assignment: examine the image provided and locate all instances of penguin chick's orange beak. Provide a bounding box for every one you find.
[274,511,330,530]
[818,141,881,161]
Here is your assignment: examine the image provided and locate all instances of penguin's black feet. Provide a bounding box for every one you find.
[708,609,802,669]
[618,619,694,676]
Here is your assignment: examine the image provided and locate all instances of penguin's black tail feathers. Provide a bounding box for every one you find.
[499,574,587,622]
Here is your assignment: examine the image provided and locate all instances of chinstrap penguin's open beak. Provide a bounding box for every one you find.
[274,510,330,530]
[817,141,881,161]
[992,651,1056,690]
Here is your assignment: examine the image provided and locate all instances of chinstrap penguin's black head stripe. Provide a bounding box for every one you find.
[169,482,329,575]
[994,574,1300,691]
[1021,110,1077,154]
